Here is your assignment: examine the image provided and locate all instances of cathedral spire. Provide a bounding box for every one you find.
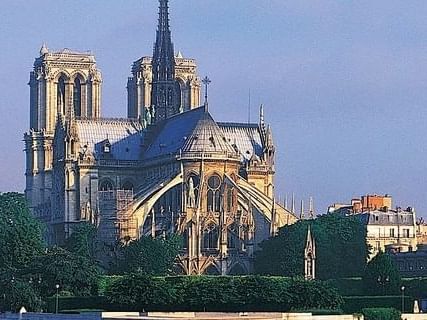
[151,0,180,122]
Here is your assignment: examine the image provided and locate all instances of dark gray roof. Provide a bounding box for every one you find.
[143,107,237,160]
[75,118,143,160]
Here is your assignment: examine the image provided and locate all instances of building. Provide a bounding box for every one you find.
[328,194,417,259]
[387,244,427,277]
[24,0,298,275]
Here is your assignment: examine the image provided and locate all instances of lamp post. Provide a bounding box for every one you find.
[55,284,59,314]
[377,275,390,295]
[401,285,405,313]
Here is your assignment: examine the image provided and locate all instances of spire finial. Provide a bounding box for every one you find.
[259,104,265,130]
[40,43,48,56]
[300,199,305,219]
[291,192,295,214]
[202,76,211,111]
[309,196,315,219]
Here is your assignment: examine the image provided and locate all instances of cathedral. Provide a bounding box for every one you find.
[24,0,298,275]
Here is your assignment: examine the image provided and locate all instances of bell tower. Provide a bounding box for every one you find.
[24,45,102,213]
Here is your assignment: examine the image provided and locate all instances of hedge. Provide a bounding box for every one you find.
[105,275,343,312]
[362,307,400,320]
[45,296,120,313]
[327,277,427,298]
[342,296,414,314]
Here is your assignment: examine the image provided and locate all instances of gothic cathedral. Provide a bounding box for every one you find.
[24,0,298,275]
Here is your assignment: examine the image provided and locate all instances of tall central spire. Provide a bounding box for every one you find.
[153,0,175,82]
[150,0,180,123]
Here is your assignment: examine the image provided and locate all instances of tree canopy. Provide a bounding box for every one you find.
[362,251,401,295]
[254,213,369,279]
[0,192,43,272]
[111,235,182,275]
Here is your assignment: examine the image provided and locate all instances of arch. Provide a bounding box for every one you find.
[131,173,183,234]
[207,174,221,212]
[99,178,115,191]
[203,263,220,275]
[70,71,88,83]
[121,180,134,191]
[53,70,71,82]
[57,75,67,114]
[228,263,247,275]
[202,223,219,250]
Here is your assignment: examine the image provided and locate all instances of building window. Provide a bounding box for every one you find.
[207,174,221,212]
[203,224,218,250]
[390,229,395,237]
[57,76,66,114]
[99,180,114,191]
[73,78,82,117]
[122,181,134,191]
[402,228,410,238]
[226,187,234,212]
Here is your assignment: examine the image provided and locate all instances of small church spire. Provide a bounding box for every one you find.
[309,196,315,219]
[300,199,305,219]
[151,0,180,122]
[291,192,295,214]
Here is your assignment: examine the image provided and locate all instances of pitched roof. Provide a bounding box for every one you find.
[75,118,143,160]
[218,122,263,162]
[143,107,237,160]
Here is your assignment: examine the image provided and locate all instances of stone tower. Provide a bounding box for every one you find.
[24,45,102,213]
[127,0,201,122]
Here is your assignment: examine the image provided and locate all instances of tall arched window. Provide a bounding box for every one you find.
[122,181,134,191]
[99,179,114,191]
[57,76,66,114]
[207,175,221,212]
[203,224,218,250]
[73,78,82,117]
[226,187,234,212]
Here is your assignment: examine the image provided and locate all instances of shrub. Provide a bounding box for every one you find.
[362,307,400,320]
[104,275,343,312]
[343,296,414,314]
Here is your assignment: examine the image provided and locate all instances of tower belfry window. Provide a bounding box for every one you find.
[73,78,82,117]
[57,76,66,114]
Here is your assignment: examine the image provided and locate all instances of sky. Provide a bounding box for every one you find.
[1,1,427,217]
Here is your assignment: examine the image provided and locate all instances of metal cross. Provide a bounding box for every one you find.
[202,76,211,107]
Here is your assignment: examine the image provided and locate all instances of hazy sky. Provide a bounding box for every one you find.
[1,1,427,217]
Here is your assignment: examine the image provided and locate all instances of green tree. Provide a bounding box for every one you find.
[0,193,43,272]
[28,246,100,297]
[254,213,369,279]
[112,235,182,275]
[64,222,98,260]
[363,252,401,295]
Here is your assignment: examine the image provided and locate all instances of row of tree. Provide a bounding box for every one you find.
[0,192,182,311]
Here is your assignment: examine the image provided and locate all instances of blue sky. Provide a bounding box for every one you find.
[1,1,427,216]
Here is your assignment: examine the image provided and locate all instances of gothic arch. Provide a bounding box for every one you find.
[131,173,182,234]
[99,178,115,191]
[53,70,71,82]
[121,179,135,191]
[203,263,220,275]
[70,71,88,83]
[228,262,247,275]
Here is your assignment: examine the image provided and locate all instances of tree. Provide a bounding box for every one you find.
[112,235,182,275]
[27,246,100,297]
[64,222,98,260]
[363,251,401,295]
[0,193,43,272]
[254,213,370,279]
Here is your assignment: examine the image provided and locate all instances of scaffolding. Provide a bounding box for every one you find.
[116,189,137,241]
[97,189,137,244]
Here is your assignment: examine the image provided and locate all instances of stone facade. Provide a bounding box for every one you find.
[24,0,298,274]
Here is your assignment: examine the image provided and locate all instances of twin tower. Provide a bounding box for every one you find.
[24,0,201,213]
